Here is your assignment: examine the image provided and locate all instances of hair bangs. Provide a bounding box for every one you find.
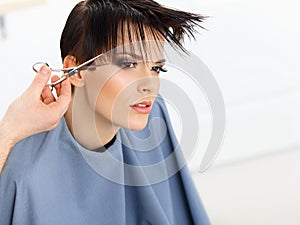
[84,2,165,64]
[60,0,206,63]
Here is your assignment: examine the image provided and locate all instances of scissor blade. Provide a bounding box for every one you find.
[69,54,104,75]
[48,75,68,87]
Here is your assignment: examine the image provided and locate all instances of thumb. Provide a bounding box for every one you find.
[29,65,51,95]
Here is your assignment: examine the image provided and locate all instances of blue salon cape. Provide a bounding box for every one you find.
[0,96,210,225]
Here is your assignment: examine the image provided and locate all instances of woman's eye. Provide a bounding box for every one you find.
[151,66,168,74]
[118,61,137,69]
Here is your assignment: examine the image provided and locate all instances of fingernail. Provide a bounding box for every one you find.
[40,66,48,75]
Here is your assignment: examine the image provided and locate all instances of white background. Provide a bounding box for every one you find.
[0,0,300,171]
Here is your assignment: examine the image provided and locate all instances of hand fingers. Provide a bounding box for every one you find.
[41,86,55,104]
[51,75,61,96]
[56,77,71,107]
[40,75,62,105]
[49,77,71,114]
[29,65,52,97]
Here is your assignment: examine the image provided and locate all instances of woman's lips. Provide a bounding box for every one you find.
[130,101,152,114]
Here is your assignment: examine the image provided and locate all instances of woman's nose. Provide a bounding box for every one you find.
[137,76,160,94]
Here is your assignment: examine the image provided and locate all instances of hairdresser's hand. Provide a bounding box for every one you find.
[0,66,71,150]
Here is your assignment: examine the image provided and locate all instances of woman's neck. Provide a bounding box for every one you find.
[64,96,119,150]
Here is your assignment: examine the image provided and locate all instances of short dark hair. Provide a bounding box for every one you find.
[60,0,206,63]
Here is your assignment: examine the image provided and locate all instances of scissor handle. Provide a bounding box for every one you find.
[32,62,50,73]
[32,62,69,90]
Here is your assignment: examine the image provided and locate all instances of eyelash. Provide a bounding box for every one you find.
[117,61,168,74]
[151,66,168,73]
[117,61,138,69]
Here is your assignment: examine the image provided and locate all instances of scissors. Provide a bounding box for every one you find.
[32,54,103,90]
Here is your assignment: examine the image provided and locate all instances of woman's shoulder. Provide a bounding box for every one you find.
[1,118,73,179]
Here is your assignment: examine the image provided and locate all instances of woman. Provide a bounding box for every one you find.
[0,0,210,224]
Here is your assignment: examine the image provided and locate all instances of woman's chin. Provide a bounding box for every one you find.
[127,119,149,131]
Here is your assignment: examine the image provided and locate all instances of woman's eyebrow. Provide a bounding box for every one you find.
[155,59,166,64]
[116,52,165,63]
[115,52,143,60]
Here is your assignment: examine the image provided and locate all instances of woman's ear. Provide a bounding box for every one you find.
[63,55,84,87]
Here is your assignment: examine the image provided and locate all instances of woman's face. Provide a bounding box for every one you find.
[80,40,166,131]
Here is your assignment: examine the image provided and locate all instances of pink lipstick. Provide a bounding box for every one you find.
[130,101,152,114]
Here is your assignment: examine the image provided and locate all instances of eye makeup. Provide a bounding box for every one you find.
[113,52,167,74]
